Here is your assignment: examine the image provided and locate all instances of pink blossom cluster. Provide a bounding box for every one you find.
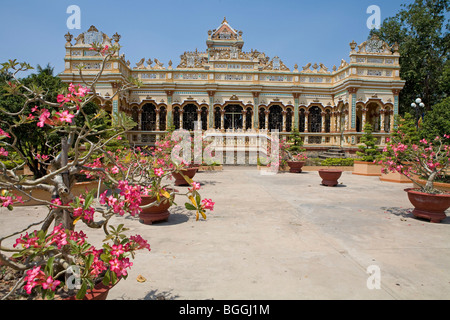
[0,128,10,138]
[99,180,143,216]
[0,147,8,157]
[0,193,23,208]
[57,83,90,108]
[24,266,60,294]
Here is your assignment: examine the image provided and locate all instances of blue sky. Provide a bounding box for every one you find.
[0,0,414,77]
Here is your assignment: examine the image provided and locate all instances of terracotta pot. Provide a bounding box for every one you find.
[171,167,198,186]
[287,161,306,173]
[318,169,343,186]
[64,278,120,300]
[404,188,450,223]
[139,194,174,225]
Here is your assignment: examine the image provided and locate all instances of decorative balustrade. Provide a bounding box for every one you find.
[125,129,391,149]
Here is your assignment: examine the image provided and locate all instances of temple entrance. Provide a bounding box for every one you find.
[268,105,283,132]
[224,105,243,130]
[142,103,156,131]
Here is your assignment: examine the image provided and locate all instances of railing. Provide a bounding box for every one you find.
[125,130,391,148]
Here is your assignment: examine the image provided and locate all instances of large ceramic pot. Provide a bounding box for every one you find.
[171,167,199,186]
[318,169,342,187]
[287,161,306,173]
[64,278,120,300]
[139,194,174,225]
[404,188,450,223]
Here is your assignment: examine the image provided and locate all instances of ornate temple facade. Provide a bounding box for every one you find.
[59,19,405,153]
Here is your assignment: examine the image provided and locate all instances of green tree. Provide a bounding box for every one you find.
[356,123,379,162]
[0,64,110,178]
[419,96,450,143]
[371,0,449,114]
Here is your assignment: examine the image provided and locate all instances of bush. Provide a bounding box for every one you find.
[420,97,450,144]
[356,123,380,162]
[320,158,354,166]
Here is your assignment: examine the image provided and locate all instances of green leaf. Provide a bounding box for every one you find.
[102,270,111,286]
[76,281,87,300]
[184,203,196,210]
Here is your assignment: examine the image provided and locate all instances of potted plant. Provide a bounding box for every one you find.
[353,123,382,176]
[284,129,308,173]
[0,44,214,299]
[377,127,450,223]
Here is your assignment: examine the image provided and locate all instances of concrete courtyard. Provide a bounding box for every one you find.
[1,166,450,300]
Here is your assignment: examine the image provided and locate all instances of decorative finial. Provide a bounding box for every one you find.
[64,32,73,44]
[112,32,121,43]
[223,16,227,24]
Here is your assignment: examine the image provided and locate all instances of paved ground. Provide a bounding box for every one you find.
[1,166,450,300]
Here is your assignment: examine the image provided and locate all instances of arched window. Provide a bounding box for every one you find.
[259,108,266,129]
[142,103,156,131]
[245,107,253,130]
[299,109,306,132]
[325,109,331,133]
[159,106,166,131]
[224,105,243,130]
[269,105,283,132]
[183,104,198,131]
[131,107,139,130]
[214,107,221,129]
[201,107,208,131]
[308,106,322,132]
[286,108,293,132]
[173,107,180,130]
[366,102,381,132]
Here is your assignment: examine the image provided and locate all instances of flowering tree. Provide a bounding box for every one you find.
[378,125,450,194]
[0,43,214,299]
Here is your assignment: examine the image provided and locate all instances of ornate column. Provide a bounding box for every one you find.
[392,89,400,131]
[336,111,341,132]
[155,108,160,131]
[282,110,287,132]
[179,110,184,129]
[293,93,300,129]
[220,109,225,131]
[321,112,326,133]
[347,87,358,132]
[252,92,260,130]
[242,110,247,130]
[165,90,174,129]
[304,111,309,133]
[361,108,367,131]
[380,109,386,133]
[264,110,269,130]
[197,109,202,130]
[331,111,336,133]
[207,91,215,129]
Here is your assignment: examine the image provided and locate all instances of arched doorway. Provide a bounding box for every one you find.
[173,106,181,130]
[286,108,293,132]
[200,107,208,131]
[308,106,322,132]
[214,107,221,129]
[142,103,157,131]
[299,109,306,132]
[268,105,283,132]
[224,105,243,130]
[366,102,381,132]
[159,106,166,131]
[259,108,266,129]
[183,104,198,131]
[245,107,252,130]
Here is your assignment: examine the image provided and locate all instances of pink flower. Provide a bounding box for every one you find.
[56,110,75,124]
[154,167,164,177]
[110,166,120,174]
[0,128,10,138]
[37,109,51,128]
[111,244,125,257]
[201,199,215,211]
[0,147,8,157]
[41,276,60,291]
